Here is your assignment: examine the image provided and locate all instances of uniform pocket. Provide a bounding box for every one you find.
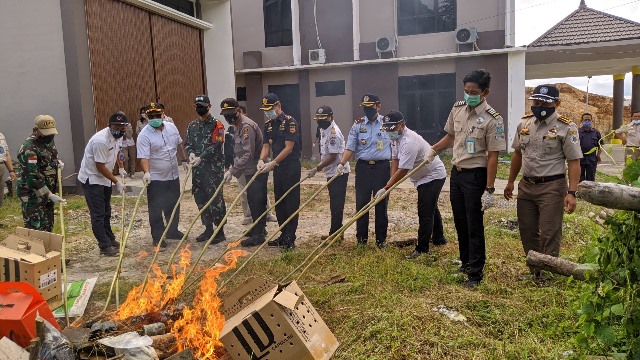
[544,138,559,153]
[519,135,530,148]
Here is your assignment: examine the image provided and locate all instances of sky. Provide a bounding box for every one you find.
[515,0,640,97]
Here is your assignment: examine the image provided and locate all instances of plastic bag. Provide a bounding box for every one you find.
[38,318,75,360]
[98,331,159,360]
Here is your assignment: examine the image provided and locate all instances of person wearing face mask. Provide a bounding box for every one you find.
[258,92,302,250]
[306,105,350,242]
[137,106,148,135]
[337,94,392,248]
[17,115,65,232]
[578,113,602,182]
[184,95,227,244]
[504,84,582,282]
[78,113,129,256]
[429,69,506,288]
[220,98,269,247]
[376,111,447,259]
[615,110,640,161]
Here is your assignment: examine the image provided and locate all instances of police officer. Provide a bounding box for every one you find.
[306,105,350,241]
[616,110,640,161]
[184,95,227,244]
[377,111,447,259]
[429,69,506,288]
[78,113,128,256]
[258,93,302,250]
[578,113,602,182]
[338,94,392,248]
[17,115,65,232]
[0,131,17,206]
[220,98,268,247]
[504,84,582,281]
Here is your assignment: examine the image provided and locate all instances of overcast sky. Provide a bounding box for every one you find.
[515,0,640,97]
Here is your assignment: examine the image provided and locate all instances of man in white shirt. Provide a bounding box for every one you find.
[306,105,351,240]
[376,111,448,259]
[137,103,184,248]
[78,113,128,257]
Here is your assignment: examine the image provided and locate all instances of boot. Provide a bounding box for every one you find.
[196,224,214,243]
[241,234,265,247]
[211,228,226,244]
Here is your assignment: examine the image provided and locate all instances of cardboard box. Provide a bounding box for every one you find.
[0,227,63,309]
[220,278,339,360]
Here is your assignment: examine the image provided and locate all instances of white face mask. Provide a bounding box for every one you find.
[264,109,277,120]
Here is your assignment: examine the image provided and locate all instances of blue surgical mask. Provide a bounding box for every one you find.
[363,107,377,120]
[149,119,163,128]
[582,121,592,128]
[387,131,401,140]
[264,109,277,120]
[464,93,482,107]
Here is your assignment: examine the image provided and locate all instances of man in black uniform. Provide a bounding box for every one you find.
[578,113,602,182]
[257,93,302,250]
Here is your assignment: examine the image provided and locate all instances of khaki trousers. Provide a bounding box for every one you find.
[517,178,567,268]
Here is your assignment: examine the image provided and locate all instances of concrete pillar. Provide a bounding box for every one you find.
[632,65,640,113]
[613,74,626,130]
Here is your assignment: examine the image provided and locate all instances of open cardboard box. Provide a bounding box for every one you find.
[0,227,63,309]
[220,278,339,360]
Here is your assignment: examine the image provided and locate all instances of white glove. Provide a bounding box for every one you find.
[48,192,66,205]
[306,168,318,179]
[189,153,196,162]
[260,160,277,174]
[374,188,387,200]
[115,181,125,193]
[426,148,437,163]
[58,160,64,171]
[223,170,233,183]
[119,168,127,177]
[143,172,151,184]
[336,163,345,175]
[190,156,201,167]
[257,159,266,172]
[481,191,494,211]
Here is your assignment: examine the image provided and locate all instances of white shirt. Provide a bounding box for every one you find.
[320,122,350,178]
[78,127,122,186]
[391,127,446,187]
[136,121,182,181]
[0,132,8,162]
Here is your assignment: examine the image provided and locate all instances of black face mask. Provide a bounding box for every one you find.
[110,129,125,139]
[317,120,331,129]
[223,113,239,123]
[196,106,209,116]
[38,135,55,144]
[531,106,555,121]
[363,107,377,120]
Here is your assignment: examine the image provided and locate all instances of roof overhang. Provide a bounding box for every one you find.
[525,38,640,79]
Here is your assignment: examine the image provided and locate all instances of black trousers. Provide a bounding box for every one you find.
[450,167,487,281]
[82,181,115,250]
[580,163,597,182]
[355,161,390,243]
[416,177,446,253]
[328,173,349,235]
[246,172,268,237]
[147,178,180,244]
[273,161,301,240]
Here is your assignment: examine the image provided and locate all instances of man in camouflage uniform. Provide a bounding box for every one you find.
[17,115,66,232]
[185,95,227,243]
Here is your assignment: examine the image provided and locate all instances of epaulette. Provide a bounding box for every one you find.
[522,113,535,119]
[486,107,501,120]
[354,118,363,124]
[558,115,572,124]
[453,100,466,107]
[285,115,292,120]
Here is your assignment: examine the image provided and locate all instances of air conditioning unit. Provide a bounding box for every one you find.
[376,37,396,53]
[309,49,326,64]
[455,27,478,44]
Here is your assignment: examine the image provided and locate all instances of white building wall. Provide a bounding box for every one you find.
[508,51,526,150]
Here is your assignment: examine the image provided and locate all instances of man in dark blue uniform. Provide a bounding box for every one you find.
[257,93,302,250]
[578,113,602,182]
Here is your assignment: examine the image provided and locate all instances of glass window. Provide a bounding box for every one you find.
[315,80,346,97]
[152,0,194,17]
[264,0,293,47]
[397,0,456,36]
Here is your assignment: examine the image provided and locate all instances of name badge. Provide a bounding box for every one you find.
[360,125,367,133]
[377,140,384,151]
[465,139,476,154]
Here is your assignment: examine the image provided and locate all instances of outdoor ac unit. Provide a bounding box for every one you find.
[455,27,478,44]
[309,49,326,64]
[376,37,396,53]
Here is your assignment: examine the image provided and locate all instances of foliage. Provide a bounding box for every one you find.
[622,158,640,186]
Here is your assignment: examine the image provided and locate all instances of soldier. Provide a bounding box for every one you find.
[578,113,602,182]
[504,84,582,282]
[338,94,392,248]
[220,98,268,247]
[258,93,302,250]
[17,115,66,232]
[429,69,506,288]
[78,113,128,256]
[0,131,17,206]
[377,111,447,259]
[184,95,227,243]
[306,105,350,241]
[616,110,640,161]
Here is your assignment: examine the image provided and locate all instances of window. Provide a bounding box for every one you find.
[397,0,456,36]
[236,87,247,101]
[398,73,455,143]
[152,0,195,17]
[315,80,346,97]
[264,0,293,47]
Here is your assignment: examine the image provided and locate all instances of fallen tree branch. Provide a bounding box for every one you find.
[526,251,597,281]
[578,181,640,212]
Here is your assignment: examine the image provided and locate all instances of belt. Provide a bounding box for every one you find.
[522,174,565,184]
[454,166,486,172]
[358,159,388,165]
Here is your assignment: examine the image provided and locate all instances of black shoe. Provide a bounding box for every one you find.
[211,229,226,244]
[280,238,295,251]
[196,225,214,243]
[111,240,120,248]
[99,246,118,257]
[152,240,168,248]
[267,236,284,247]
[458,264,470,274]
[376,241,387,249]
[356,237,368,245]
[405,250,427,259]
[464,279,481,289]
[167,230,185,240]
[432,238,447,246]
[241,235,265,247]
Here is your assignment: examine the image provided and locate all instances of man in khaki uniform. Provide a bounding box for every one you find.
[429,69,506,288]
[504,84,582,281]
[615,110,640,161]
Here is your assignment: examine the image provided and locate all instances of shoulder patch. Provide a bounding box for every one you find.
[486,107,501,120]
[522,113,535,119]
[454,100,466,107]
[558,115,572,124]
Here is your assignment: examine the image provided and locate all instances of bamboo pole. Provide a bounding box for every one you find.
[56,168,70,327]
[115,174,126,309]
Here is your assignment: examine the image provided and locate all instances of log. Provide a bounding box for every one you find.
[150,333,177,360]
[578,181,640,212]
[526,251,596,281]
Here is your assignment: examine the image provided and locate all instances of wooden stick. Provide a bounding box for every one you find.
[57,168,70,327]
[578,181,640,212]
[116,173,126,310]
